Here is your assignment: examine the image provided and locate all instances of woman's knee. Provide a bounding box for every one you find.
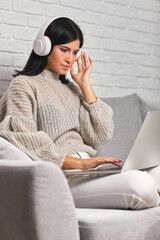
[123,170,160,209]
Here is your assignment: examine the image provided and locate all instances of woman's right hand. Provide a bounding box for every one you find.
[62,155,122,170]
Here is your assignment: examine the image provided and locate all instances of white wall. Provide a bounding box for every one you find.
[0,0,160,97]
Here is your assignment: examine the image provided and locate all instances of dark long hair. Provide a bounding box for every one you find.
[13,17,83,84]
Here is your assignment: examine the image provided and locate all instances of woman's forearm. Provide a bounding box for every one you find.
[62,155,83,169]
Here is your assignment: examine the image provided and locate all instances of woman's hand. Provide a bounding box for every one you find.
[80,157,122,170]
[70,52,97,104]
[62,155,122,170]
[70,52,93,88]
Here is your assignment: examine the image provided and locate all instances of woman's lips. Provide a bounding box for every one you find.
[61,65,70,70]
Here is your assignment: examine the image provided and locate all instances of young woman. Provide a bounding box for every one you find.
[0,17,159,209]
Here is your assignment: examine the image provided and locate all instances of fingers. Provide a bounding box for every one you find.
[81,52,85,69]
[83,53,89,68]
[89,57,93,69]
[80,52,87,69]
[105,158,123,167]
[78,52,92,69]
[70,65,74,77]
[77,58,82,72]
[113,161,122,167]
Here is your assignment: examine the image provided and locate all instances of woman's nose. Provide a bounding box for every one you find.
[65,52,73,63]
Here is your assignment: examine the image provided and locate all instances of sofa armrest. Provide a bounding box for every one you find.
[0,160,79,240]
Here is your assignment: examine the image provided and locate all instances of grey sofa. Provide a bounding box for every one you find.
[0,85,160,240]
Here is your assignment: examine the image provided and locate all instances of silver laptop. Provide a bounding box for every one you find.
[64,111,160,177]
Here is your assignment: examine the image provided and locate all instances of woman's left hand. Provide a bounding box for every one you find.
[70,52,93,87]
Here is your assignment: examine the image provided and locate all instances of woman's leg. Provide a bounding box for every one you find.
[147,165,160,193]
[69,170,160,210]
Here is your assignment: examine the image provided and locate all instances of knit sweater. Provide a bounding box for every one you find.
[0,70,114,168]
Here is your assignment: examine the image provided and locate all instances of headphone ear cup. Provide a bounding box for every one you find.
[42,36,51,56]
[33,36,51,56]
[33,39,43,55]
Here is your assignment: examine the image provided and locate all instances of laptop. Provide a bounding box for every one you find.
[64,111,160,177]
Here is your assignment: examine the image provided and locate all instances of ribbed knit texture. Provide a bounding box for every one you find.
[0,70,114,168]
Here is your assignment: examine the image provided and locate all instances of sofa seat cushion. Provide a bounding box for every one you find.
[96,94,142,163]
[76,207,160,240]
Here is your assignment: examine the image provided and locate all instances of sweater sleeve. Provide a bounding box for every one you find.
[0,77,65,168]
[79,97,114,146]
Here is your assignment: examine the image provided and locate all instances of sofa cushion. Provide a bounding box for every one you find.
[76,207,160,240]
[0,137,32,161]
[138,95,160,121]
[96,94,142,162]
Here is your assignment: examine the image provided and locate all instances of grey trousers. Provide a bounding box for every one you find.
[68,152,160,210]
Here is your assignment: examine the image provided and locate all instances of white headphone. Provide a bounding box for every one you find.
[33,18,54,56]
[33,18,81,59]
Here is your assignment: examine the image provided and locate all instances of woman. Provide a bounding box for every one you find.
[0,17,159,209]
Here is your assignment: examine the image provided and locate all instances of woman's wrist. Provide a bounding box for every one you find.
[62,155,83,169]
[79,81,97,104]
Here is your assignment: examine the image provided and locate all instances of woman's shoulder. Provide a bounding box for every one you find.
[10,74,36,93]
[12,74,34,84]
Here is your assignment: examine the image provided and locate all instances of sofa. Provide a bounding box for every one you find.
[0,81,160,240]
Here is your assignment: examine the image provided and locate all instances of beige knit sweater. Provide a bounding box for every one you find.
[0,70,114,168]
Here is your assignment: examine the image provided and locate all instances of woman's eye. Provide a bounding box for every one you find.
[61,49,67,53]
[73,51,78,56]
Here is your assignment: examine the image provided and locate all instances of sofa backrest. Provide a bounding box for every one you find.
[138,95,160,121]
[96,94,142,162]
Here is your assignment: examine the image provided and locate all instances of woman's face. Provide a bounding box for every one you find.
[45,39,80,74]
